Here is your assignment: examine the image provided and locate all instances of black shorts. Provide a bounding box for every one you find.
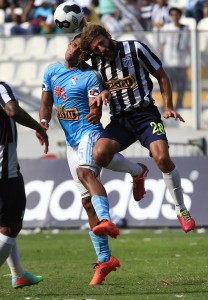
[100,104,168,151]
[0,173,26,226]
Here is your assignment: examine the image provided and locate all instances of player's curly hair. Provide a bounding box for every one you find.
[79,24,111,63]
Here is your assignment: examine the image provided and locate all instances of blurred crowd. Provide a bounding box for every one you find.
[0,0,208,35]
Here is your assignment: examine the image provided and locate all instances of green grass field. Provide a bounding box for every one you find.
[0,229,208,300]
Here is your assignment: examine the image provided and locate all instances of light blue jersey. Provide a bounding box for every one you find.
[42,62,103,146]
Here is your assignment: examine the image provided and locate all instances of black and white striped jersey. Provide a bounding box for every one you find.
[0,82,19,179]
[92,40,162,115]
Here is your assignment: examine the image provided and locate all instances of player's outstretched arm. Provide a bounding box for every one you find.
[4,100,49,153]
[153,67,185,122]
[39,91,54,130]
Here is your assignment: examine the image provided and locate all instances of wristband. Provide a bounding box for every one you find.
[40,119,48,123]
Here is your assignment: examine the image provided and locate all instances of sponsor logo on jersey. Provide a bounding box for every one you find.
[105,75,135,92]
[56,103,79,121]
[54,86,66,100]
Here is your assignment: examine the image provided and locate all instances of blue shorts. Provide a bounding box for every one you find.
[0,173,26,226]
[100,104,168,151]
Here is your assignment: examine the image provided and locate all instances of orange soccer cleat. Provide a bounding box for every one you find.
[92,219,120,239]
[90,255,120,286]
[132,163,149,201]
[177,210,196,233]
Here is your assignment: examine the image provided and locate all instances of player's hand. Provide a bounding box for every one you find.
[163,109,185,122]
[36,127,49,154]
[86,111,102,124]
[90,89,111,107]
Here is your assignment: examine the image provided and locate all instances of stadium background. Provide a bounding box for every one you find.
[0,1,208,229]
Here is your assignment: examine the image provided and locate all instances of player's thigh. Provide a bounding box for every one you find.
[67,131,102,176]
[66,133,102,198]
[101,118,136,151]
[139,119,168,150]
[67,145,91,198]
[0,174,26,227]
[94,137,121,156]
[67,145,79,182]
[77,131,102,174]
[127,105,169,150]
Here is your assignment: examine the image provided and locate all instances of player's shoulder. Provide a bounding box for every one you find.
[117,39,143,48]
[79,62,98,78]
[44,61,65,78]
[78,63,102,84]
[79,62,93,72]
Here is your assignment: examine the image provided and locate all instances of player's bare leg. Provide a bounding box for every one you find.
[82,196,120,285]
[94,139,149,201]
[78,168,120,238]
[150,140,195,232]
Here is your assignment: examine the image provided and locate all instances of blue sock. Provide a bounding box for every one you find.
[89,231,111,263]
[91,195,111,221]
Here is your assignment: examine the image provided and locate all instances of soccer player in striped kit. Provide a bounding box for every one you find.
[0,81,48,288]
[80,24,196,234]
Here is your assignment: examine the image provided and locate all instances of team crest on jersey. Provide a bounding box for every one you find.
[71,77,78,86]
[122,55,133,68]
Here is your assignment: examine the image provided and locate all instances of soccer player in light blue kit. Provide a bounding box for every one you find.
[39,34,147,285]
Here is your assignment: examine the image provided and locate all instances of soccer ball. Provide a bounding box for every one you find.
[54,1,85,33]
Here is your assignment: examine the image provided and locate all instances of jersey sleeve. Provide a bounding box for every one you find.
[42,65,52,92]
[0,82,17,108]
[136,41,162,74]
[87,70,104,98]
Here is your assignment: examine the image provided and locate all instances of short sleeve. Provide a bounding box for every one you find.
[42,65,52,92]
[0,82,16,108]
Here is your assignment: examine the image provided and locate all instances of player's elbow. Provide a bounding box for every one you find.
[4,104,18,118]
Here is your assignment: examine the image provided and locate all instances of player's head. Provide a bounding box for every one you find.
[80,24,117,61]
[65,34,82,68]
